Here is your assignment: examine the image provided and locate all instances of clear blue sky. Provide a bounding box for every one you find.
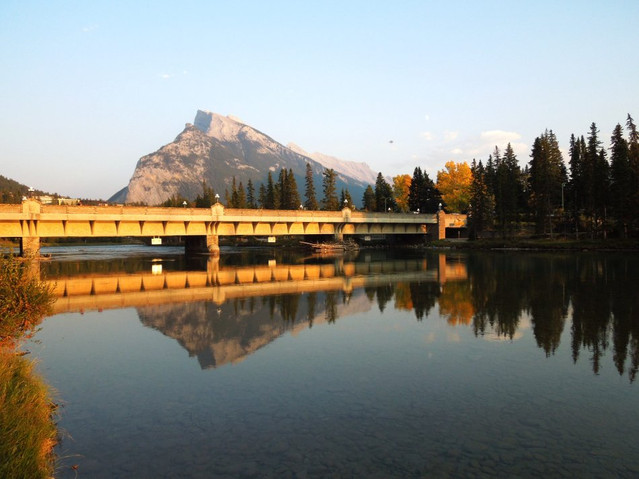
[1,0,637,199]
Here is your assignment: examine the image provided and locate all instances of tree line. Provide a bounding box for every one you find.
[467,114,639,239]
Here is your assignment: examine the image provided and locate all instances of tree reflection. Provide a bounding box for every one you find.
[460,252,639,382]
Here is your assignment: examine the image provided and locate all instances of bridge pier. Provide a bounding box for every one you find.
[437,210,446,240]
[20,236,41,257]
[185,235,220,256]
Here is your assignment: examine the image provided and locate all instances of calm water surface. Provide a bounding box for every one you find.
[26,246,639,478]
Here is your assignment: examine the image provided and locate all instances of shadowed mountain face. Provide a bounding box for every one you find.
[110,111,373,206]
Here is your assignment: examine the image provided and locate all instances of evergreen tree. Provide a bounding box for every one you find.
[586,123,610,236]
[568,134,587,232]
[362,185,376,211]
[246,179,256,208]
[627,114,639,233]
[609,123,631,236]
[468,159,495,239]
[304,163,319,210]
[339,188,353,209]
[237,180,247,208]
[277,168,288,209]
[528,130,565,234]
[374,172,395,212]
[230,177,239,207]
[285,168,301,209]
[258,183,267,208]
[194,181,216,207]
[495,143,522,237]
[265,172,276,209]
[408,167,424,212]
[321,168,339,210]
[407,167,442,213]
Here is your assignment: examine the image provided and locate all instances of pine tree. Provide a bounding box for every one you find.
[495,143,522,237]
[246,179,256,208]
[528,130,564,234]
[408,167,424,212]
[286,168,301,209]
[194,181,216,207]
[304,163,319,210]
[265,172,276,209]
[468,159,494,239]
[626,114,639,233]
[237,181,247,208]
[321,168,339,210]
[609,123,631,236]
[339,188,353,209]
[374,172,395,212]
[258,183,267,208]
[230,177,239,207]
[407,167,443,213]
[362,185,375,211]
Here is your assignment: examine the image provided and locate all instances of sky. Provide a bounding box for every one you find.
[1,0,638,200]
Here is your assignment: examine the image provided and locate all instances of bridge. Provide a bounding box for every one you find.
[0,200,467,256]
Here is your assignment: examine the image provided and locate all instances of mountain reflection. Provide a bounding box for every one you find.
[45,250,639,380]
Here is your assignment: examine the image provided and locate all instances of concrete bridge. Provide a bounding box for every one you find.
[48,255,467,315]
[0,200,467,256]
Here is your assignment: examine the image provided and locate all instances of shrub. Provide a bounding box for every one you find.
[0,255,54,343]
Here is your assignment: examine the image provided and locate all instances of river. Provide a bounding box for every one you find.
[25,245,639,478]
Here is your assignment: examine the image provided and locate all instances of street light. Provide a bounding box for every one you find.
[215,193,220,203]
[182,201,187,208]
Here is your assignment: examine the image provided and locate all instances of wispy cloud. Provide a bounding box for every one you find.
[444,131,458,142]
[159,71,189,80]
[82,24,99,33]
[420,131,433,141]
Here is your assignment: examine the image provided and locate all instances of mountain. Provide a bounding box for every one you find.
[287,143,378,185]
[110,110,375,206]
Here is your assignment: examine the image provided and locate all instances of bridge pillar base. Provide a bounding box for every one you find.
[185,235,220,256]
[20,236,40,257]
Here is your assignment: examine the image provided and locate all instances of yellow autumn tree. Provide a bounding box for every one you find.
[392,174,411,212]
[436,161,472,213]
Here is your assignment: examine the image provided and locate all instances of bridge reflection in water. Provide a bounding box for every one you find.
[46,254,467,369]
[48,254,466,315]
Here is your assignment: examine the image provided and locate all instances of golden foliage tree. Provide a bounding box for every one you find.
[392,174,411,212]
[436,161,472,213]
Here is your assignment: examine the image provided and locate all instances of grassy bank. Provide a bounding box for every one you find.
[0,254,57,478]
[0,349,58,479]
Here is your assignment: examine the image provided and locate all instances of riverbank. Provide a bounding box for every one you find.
[0,254,57,479]
[431,238,639,251]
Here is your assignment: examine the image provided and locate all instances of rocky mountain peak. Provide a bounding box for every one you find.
[110,110,377,206]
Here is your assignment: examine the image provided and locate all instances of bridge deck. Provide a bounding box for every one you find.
[0,200,467,256]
